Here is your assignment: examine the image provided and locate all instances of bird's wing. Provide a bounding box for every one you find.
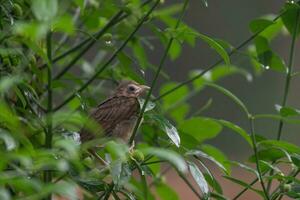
[80,96,139,142]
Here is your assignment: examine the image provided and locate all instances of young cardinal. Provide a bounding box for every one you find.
[80,80,150,144]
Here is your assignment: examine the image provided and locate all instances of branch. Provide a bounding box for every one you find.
[154,11,286,102]
[248,117,270,200]
[53,10,124,80]
[53,0,161,111]
[44,32,53,200]
[38,0,153,70]
[276,10,300,140]
[129,0,190,145]
[266,9,300,193]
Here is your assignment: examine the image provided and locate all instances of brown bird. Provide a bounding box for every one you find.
[80,80,150,145]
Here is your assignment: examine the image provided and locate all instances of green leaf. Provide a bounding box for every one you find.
[179,117,222,144]
[0,130,17,151]
[258,140,300,154]
[52,15,75,34]
[205,83,250,116]
[281,2,300,37]
[275,104,300,117]
[111,160,131,186]
[210,65,252,82]
[188,161,209,196]
[291,154,300,168]
[0,75,22,94]
[14,22,49,41]
[254,36,286,72]
[201,144,231,175]
[138,98,156,112]
[32,0,58,21]
[197,33,230,65]
[186,149,228,174]
[150,114,181,147]
[132,39,149,69]
[230,161,259,178]
[156,183,180,200]
[218,119,252,146]
[160,82,189,109]
[118,52,145,83]
[141,147,187,173]
[223,176,264,197]
[249,15,283,41]
[249,148,285,162]
[169,103,190,123]
[169,40,182,60]
[250,19,275,33]
[154,3,184,17]
[105,141,129,161]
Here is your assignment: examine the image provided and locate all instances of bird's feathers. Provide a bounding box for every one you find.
[80,96,139,142]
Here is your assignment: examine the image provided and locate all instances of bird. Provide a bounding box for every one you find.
[80,80,150,146]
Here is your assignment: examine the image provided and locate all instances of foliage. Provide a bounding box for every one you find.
[0,0,300,199]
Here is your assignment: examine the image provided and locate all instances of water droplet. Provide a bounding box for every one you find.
[289,0,295,4]
[261,64,270,70]
[140,69,145,77]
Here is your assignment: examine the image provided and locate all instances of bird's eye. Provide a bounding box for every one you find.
[128,86,136,92]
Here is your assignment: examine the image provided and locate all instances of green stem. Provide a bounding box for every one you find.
[103,183,114,200]
[270,169,300,200]
[44,32,53,200]
[266,9,300,194]
[53,10,124,80]
[232,177,260,200]
[134,160,148,200]
[154,11,285,102]
[249,117,270,200]
[179,172,204,199]
[276,10,300,141]
[129,0,190,145]
[53,0,161,111]
[38,0,153,70]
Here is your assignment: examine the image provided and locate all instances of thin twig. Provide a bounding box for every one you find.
[134,160,148,200]
[53,10,124,80]
[249,116,270,200]
[266,9,300,193]
[103,182,114,200]
[44,32,53,200]
[38,0,153,70]
[154,11,285,102]
[179,171,204,199]
[53,0,161,111]
[129,0,190,145]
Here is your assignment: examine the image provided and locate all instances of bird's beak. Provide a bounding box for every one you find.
[138,85,150,95]
[140,85,150,90]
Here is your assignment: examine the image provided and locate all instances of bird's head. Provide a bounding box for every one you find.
[114,80,150,98]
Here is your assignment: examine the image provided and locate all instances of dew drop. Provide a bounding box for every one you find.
[105,40,112,45]
[265,65,270,70]
[140,69,145,77]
